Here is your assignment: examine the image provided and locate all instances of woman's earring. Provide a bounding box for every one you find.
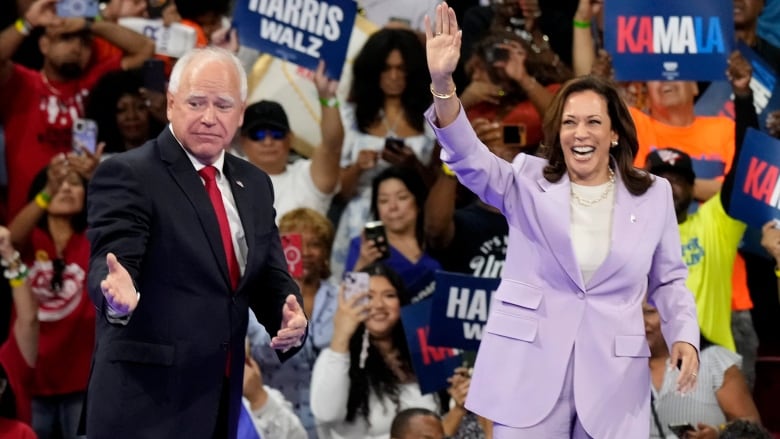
[611,140,619,148]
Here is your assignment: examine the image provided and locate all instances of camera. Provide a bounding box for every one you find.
[484,44,510,64]
[57,0,100,18]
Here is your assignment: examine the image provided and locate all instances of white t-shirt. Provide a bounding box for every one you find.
[270,159,334,221]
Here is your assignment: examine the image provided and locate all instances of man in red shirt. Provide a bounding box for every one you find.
[0,0,154,219]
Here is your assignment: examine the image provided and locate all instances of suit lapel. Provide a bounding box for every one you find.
[586,171,643,289]
[535,174,586,291]
[224,157,255,290]
[158,130,232,288]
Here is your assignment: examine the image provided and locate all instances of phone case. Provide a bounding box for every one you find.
[73,118,98,154]
[343,272,370,305]
[364,221,390,260]
[56,0,100,18]
[280,233,303,278]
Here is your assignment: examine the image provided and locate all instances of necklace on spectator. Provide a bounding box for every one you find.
[570,168,615,207]
[380,108,404,138]
[40,71,62,96]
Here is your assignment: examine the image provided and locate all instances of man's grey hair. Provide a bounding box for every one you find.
[168,47,248,101]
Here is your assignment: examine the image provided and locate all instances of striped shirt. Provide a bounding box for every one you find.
[650,346,742,438]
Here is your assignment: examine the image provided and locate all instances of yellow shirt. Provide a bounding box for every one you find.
[679,195,745,351]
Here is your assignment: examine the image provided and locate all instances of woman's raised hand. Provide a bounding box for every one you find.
[424,2,461,86]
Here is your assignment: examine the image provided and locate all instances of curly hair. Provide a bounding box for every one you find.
[540,75,653,196]
[348,28,431,134]
[85,69,164,154]
[345,263,414,424]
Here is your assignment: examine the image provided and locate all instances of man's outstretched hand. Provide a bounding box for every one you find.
[270,294,307,351]
[101,253,138,315]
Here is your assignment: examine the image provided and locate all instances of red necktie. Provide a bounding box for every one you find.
[198,166,241,290]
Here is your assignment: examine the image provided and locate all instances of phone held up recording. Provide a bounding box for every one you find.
[343,271,370,306]
[364,221,390,260]
[72,118,98,154]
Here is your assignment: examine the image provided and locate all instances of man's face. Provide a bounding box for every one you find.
[239,128,291,173]
[734,0,764,27]
[41,32,92,79]
[167,58,244,165]
[397,415,445,439]
[646,81,698,112]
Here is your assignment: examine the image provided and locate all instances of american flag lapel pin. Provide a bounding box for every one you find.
[236,180,244,188]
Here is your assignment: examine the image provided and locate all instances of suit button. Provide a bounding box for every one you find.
[577,292,585,299]
[220,342,229,351]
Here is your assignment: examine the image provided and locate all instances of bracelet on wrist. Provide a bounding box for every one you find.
[775,266,780,278]
[573,19,591,29]
[319,96,339,108]
[14,18,32,36]
[4,262,28,281]
[35,191,51,209]
[441,163,457,177]
[430,83,457,100]
[9,277,26,288]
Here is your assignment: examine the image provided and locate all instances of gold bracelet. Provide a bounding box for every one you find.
[430,83,457,99]
[775,266,780,278]
[9,277,26,288]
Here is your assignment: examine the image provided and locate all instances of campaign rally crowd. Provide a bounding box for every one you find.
[0,0,780,437]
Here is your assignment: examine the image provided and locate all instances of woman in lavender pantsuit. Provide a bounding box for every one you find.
[422,3,701,438]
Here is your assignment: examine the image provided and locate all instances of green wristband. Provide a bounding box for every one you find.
[573,19,591,29]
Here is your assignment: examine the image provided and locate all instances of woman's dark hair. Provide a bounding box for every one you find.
[345,263,414,423]
[85,69,163,153]
[27,166,88,233]
[370,166,428,248]
[348,28,431,134]
[541,75,653,196]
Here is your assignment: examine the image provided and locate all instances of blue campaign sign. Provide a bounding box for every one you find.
[427,271,500,352]
[400,299,462,395]
[604,0,734,81]
[233,0,357,79]
[695,42,778,131]
[729,128,780,229]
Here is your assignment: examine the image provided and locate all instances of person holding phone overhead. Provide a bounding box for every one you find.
[423,3,699,438]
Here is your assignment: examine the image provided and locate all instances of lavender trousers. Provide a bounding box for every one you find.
[492,349,594,439]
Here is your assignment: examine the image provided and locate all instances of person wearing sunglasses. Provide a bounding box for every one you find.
[238,60,345,221]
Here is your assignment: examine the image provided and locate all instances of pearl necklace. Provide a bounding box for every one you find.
[571,168,615,207]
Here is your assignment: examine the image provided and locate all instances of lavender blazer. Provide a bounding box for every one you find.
[426,107,699,438]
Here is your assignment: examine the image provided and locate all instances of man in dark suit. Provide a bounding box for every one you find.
[82,47,307,438]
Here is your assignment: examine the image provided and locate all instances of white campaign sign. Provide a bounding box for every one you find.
[118,18,197,58]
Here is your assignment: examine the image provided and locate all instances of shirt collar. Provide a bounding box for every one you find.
[168,124,227,177]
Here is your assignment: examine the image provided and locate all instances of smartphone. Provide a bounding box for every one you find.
[146,0,170,18]
[72,118,98,154]
[364,221,390,260]
[142,58,167,93]
[485,44,509,63]
[384,137,404,154]
[280,233,303,278]
[502,124,526,147]
[343,271,370,306]
[668,423,696,438]
[56,0,100,18]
